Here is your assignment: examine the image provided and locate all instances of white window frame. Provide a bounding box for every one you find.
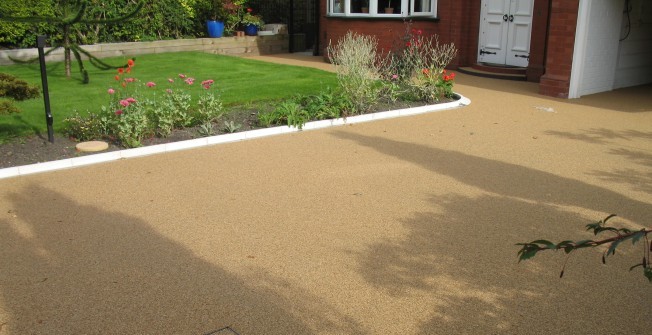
[328,0,437,18]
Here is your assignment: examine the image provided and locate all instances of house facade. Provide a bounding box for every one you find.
[317,0,652,98]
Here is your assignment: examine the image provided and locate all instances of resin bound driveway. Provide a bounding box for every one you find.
[1,55,651,334]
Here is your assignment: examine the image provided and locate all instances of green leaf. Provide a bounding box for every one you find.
[603,214,617,223]
[606,239,622,257]
[530,240,555,248]
[574,239,594,248]
[645,268,652,283]
[631,230,646,245]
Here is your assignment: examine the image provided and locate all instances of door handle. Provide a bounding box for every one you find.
[503,14,508,22]
[509,14,514,22]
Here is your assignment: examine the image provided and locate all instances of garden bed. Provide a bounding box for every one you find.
[0,97,465,171]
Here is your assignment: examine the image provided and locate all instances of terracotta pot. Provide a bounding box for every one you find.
[385,7,394,14]
[361,7,369,13]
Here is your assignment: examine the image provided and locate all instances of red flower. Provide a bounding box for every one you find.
[115,110,123,116]
[114,75,121,81]
[406,41,412,47]
[127,59,135,67]
[422,68,430,75]
[417,29,423,35]
[118,68,124,74]
[247,8,253,13]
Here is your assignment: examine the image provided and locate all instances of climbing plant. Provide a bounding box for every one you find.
[517,214,652,282]
[0,0,144,83]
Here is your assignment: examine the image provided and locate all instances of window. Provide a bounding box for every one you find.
[328,0,437,17]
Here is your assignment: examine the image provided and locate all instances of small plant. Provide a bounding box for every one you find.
[257,110,281,127]
[62,112,102,142]
[223,120,242,133]
[517,214,652,282]
[198,122,215,136]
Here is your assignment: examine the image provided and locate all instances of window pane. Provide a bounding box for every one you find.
[414,0,431,12]
[380,0,401,14]
[333,0,344,13]
[351,0,369,13]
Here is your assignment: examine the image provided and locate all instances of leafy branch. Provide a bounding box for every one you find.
[516,214,652,282]
[0,0,143,83]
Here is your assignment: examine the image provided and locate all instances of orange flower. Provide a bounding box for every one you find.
[114,75,121,81]
[127,59,135,67]
[118,68,124,74]
[422,68,430,75]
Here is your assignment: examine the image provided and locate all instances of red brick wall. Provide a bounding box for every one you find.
[318,0,478,68]
[539,0,579,98]
[527,0,551,82]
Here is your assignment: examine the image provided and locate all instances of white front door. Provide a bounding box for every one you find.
[478,0,533,67]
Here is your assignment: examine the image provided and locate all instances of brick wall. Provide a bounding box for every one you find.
[318,0,477,68]
[539,0,579,98]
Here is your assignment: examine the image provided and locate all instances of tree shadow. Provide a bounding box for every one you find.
[544,128,652,145]
[331,130,651,332]
[355,192,651,333]
[331,131,652,224]
[0,185,363,334]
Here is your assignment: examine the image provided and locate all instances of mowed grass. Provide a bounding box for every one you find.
[0,51,337,142]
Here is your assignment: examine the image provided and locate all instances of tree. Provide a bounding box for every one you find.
[517,214,652,282]
[0,0,144,83]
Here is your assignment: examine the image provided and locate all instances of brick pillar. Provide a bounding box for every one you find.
[539,0,579,98]
[527,0,550,82]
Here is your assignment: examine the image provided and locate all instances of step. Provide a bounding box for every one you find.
[471,63,527,75]
[457,66,527,81]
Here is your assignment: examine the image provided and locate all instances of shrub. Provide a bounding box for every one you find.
[386,27,458,103]
[0,99,21,115]
[0,73,40,101]
[327,31,388,114]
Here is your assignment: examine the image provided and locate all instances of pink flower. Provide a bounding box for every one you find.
[184,77,195,85]
[119,100,130,107]
[125,77,135,83]
[126,97,137,103]
[168,78,174,83]
[203,85,211,90]
[201,79,214,86]
[178,74,186,79]
[146,81,156,87]
[391,74,398,80]
[107,88,115,94]
[166,89,173,94]
[115,110,123,115]
[417,29,423,35]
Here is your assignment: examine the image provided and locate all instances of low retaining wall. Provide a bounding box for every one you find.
[0,35,289,66]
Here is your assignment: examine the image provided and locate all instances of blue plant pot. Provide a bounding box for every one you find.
[244,24,258,36]
[206,20,224,38]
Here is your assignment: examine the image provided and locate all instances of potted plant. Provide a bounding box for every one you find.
[205,0,226,38]
[385,0,394,14]
[241,8,264,36]
[223,0,247,36]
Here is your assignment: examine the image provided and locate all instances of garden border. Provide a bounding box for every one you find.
[0,94,471,179]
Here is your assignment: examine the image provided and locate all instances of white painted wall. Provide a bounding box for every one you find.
[570,0,624,98]
[614,0,652,89]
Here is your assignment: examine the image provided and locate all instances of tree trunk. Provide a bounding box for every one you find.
[63,24,71,78]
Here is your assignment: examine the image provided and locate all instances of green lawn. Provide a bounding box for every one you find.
[0,52,337,142]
